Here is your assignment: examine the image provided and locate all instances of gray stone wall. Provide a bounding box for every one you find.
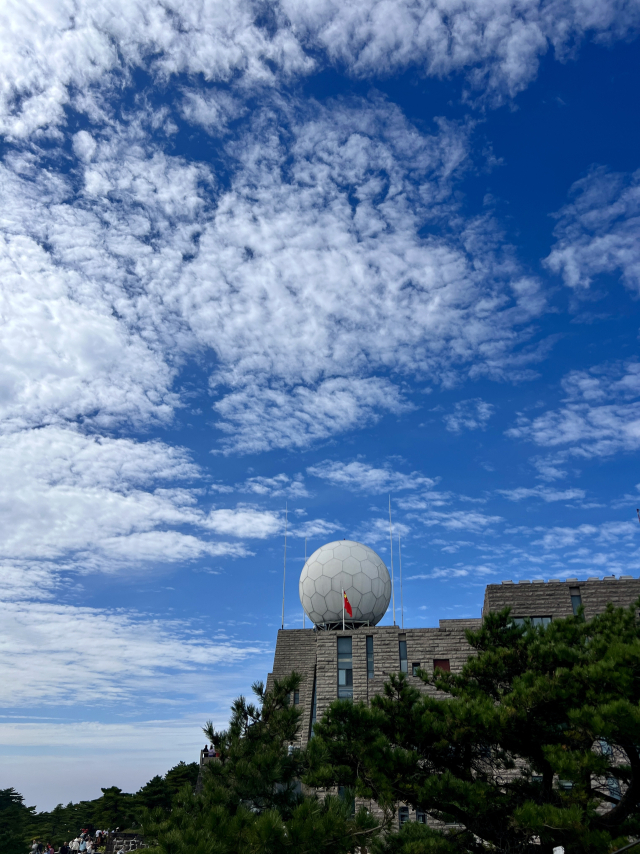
[483,576,640,621]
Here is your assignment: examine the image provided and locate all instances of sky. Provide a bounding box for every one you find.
[1,0,640,813]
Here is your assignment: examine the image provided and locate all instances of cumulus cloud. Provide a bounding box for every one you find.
[545,167,640,294]
[442,398,494,432]
[0,97,548,453]
[1,0,638,142]
[307,459,436,493]
[281,0,640,102]
[204,506,283,538]
[237,473,309,498]
[507,362,640,457]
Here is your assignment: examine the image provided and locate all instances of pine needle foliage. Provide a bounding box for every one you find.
[143,673,380,854]
[308,602,640,854]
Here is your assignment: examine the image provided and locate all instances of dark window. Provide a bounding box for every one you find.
[607,777,622,802]
[433,658,450,672]
[416,809,426,824]
[558,780,573,791]
[293,690,300,704]
[412,662,421,676]
[532,775,543,784]
[309,670,317,738]
[399,640,408,673]
[338,636,353,699]
[513,616,552,628]
[366,635,374,679]
[570,586,582,616]
[338,786,355,815]
[399,806,410,827]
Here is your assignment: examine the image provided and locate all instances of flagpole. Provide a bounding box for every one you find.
[281,502,287,630]
[303,537,307,629]
[399,534,403,630]
[342,588,345,632]
[389,495,395,626]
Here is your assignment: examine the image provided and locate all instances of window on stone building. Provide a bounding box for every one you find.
[433,658,450,672]
[399,806,410,827]
[412,662,421,676]
[416,809,426,824]
[366,635,374,679]
[399,639,408,673]
[337,636,353,699]
[338,786,355,815]
[513,616,552,628]
[607,777,622,802]
[309,670,317,738]
[293,690,300,704]
[570,586,582,615]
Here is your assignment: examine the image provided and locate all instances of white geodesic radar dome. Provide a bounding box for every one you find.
[299,540,391,626]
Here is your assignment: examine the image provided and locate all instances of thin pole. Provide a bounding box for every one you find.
[342,588,345,632]
[303,537,307,629]
[389,495,395,625]
[399,535,404,630]
[281,502,287,630]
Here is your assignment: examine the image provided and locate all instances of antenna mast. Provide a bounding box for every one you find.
[303,536,307,629]
[389,495,395,625]
[281,502,287,630]
[399,535,404,630]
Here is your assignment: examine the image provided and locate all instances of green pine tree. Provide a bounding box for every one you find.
[308,601,640,854]
[143,673,381,854]
[0,788,35,854]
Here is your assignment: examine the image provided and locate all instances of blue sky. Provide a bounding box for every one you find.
[1,0,640,811]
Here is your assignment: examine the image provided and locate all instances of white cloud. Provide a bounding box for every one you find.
[0,427,286,567]
[0,0,312,140]
[204,506,283,538]
[442,397,494,432]
[412,509,504,531]
[0,96,547,453]
[213,377,411,453]
[545,167,640,294]
[307,459,436,493]
[0,599,269,707]
[282,0,640,102]
[1,0,637,144]
[507,362,640,457]
[238,473,310,498]
[498,485,585,502]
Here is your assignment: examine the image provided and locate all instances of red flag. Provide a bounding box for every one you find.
[343,591,353,617]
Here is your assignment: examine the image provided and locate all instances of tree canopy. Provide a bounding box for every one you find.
[1,762,199,851]
[308,602,640,854]
[143,673,380,854]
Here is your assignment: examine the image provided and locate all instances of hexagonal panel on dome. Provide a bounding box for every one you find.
[342,555,360,574]
[333,544,351,561]
[352,572,372,594]
[350,544,366,561]
[307,561,323,580]
[323,558,343,578]
[299,540,391,626]
[325,589,342,614]
[315,574,332,597]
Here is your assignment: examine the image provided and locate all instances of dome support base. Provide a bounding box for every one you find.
[313,619,373,631]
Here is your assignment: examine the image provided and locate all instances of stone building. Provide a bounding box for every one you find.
[265,547,640,825]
